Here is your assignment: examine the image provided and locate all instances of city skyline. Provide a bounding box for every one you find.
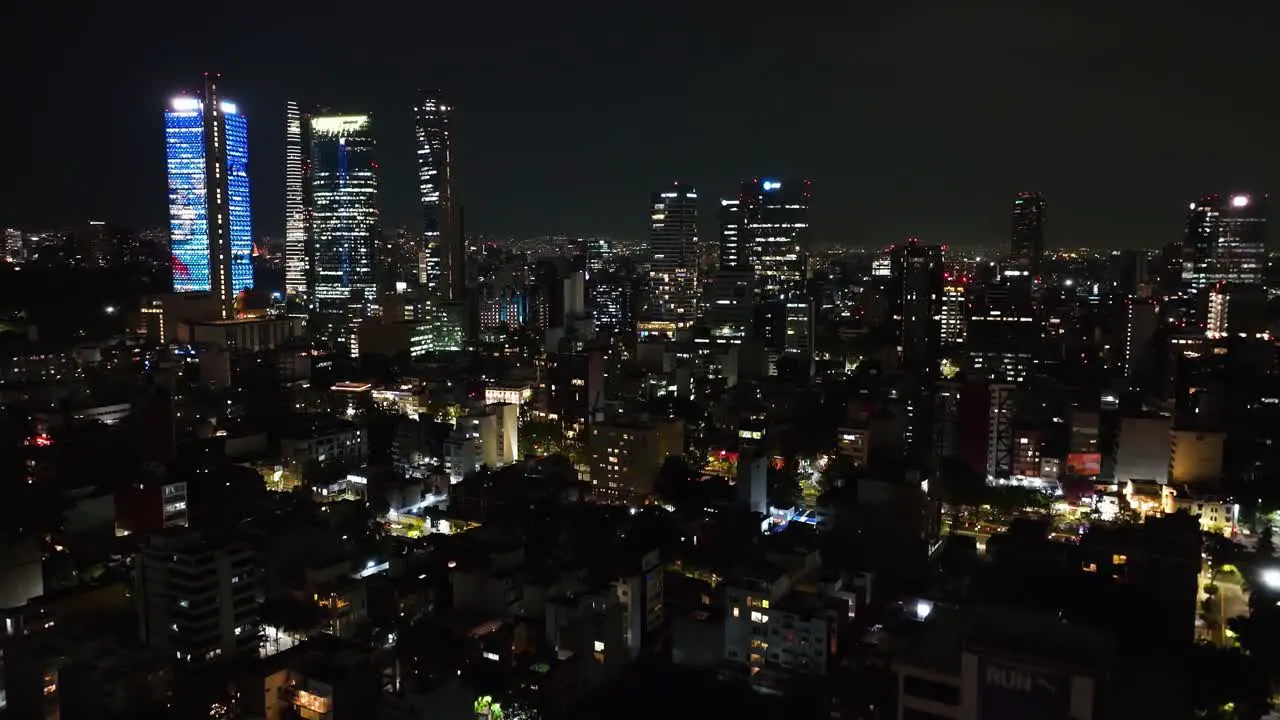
[5,2,1279,248]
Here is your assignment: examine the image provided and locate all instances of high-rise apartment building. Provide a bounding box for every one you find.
[591,270,634,334]
[890,238,944,375]
[1009,191,1045,276]
[284,101,310,299]
[966,282,1040,385]
[1182,193,1268,291]
[940,271,969,349]
[134,529,259,663]
[415,91,463,300]
[309,114,379,356]
[643,183,700,336]
[3,228,21,264]
[164,74,253,318]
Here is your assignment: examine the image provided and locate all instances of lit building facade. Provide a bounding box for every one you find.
[308,114,379,356]
[591,270,634,334]
[1182,193,1268,291]
[4,228,22,264]
[644,183,700,336]
[718,198,747,271]
[742,178,810,301]
[414,91,462,300]
[284,101,310,299]
[741,178,812,358]
[479,287,530,330]
[164,75,253,318]
[589,417,684,503]
[940,273,969,348]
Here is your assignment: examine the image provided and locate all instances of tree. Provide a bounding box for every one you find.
[1205,532,1244,582]
[767,466,803,510]
[522,419,585,463]
[819,454,861,493]
[938,458,988,507]
[985,485,1048,514]
[656,456,701,509]
[1258,523,1274,558]
[1185,642,1272,720]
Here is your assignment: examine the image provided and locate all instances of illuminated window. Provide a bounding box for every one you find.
[750,611,769,624]
[1083,562,1097,573]
[732,606,740,618]
[593,640,605,652]
[1112,554,1128,565]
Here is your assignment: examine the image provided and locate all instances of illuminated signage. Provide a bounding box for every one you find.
[311,115,371,134]
[979,657,1071,720]
[761,180,782,192]
[171,97,200,111]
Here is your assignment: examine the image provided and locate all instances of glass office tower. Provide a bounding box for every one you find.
[164,74,253,318]
[309,114,379,356]
[284,101,310,299]
[414,91,462,299]
[742,178,812,357]
[1183,193,1269,291]
[742,178,810,300]
[1009,191,1046,276]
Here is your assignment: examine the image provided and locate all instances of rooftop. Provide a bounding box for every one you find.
[894,603,1115,677]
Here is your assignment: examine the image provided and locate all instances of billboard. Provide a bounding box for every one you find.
[979,657,1072,720]
[1066,452,1102,477]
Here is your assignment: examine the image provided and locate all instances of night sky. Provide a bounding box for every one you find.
[4,1,1276,248]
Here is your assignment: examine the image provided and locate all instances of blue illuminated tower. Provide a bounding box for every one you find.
[164,74,253,318]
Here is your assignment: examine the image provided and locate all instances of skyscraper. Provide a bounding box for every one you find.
[889,238,944,375]
[415,91,462,300]
[4,229,22,264]
[742,178,810,301]
[309,114,379,356]
[1009,191,1045,275]
[284,101,310,300]
[164,74,253,318]
[717,198,747,271]
[741,178,812,358]
[643,183,700,336]
[1182,193,1268,291]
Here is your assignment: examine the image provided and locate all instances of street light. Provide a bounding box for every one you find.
[1260,568,1280,590]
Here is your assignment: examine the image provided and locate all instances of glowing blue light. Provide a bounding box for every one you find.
[166,110,211,292]
[224,111,254,295]
[761,180,782,192]
[165,97,253,296]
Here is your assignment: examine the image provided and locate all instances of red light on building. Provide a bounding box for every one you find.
[32,434,53,447]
